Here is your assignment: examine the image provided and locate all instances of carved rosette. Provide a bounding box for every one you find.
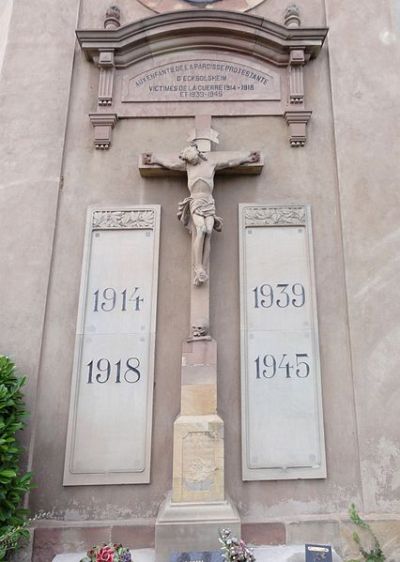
[92,209,155,229]
[244,205,306,227]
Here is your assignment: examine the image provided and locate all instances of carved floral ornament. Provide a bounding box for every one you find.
[92,209,155,229]
[244,205,306,227]
[77,7,328,149]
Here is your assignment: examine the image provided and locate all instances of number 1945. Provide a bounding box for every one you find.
[255,353,310,379]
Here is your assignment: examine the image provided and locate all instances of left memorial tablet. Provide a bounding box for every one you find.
[64,206,160,485]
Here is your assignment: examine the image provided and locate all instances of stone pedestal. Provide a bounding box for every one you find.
[155,494,240,562]
[155,339,240,561]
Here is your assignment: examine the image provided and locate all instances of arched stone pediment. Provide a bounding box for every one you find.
[77,10,327,67]
[76,9,328,148]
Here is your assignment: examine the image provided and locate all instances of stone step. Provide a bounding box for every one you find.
[53,545,343,562]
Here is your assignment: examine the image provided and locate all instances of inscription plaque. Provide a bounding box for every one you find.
[239,204,326,480]
[182,432,217,492]
[64,206,160,485]
[122,58,281,103]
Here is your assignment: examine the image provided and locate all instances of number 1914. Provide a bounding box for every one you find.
[93,287,143,312]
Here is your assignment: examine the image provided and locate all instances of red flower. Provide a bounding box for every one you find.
[96,546,114,562]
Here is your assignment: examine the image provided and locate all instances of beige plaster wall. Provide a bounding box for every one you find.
[0,0,79,463]
[325,0,400,514]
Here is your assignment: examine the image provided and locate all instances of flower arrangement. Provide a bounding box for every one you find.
[219,528,255,562]
[80,543,132,562]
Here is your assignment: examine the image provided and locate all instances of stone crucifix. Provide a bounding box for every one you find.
[139,115,263,339]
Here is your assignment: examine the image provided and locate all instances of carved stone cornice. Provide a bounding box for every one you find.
[77,10,328,68]
[78,9,327,148]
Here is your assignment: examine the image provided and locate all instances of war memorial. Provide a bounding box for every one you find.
[0,0,399,560]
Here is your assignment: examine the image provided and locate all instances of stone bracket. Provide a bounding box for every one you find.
[89,113,118,149]
[97,50,115,107]
[288,49,305,105]
[284,110,312,147]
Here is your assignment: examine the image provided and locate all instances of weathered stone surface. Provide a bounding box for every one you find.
[340,520,400,562]
[172,415,224,503]
[111,525,155,548]
[34,527,110,562]
[242,523,286,545]
[286,521,341,554]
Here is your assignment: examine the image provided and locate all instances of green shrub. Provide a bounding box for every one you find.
[348,504,385,562]
[0,356,33,560]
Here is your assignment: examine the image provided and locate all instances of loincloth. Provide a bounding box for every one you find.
[177,195,223,232]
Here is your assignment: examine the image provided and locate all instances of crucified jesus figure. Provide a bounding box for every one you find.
[144,144,260,287]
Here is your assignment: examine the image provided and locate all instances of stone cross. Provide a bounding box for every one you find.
[139,115,263,340]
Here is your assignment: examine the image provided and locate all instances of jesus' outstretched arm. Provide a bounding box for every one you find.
[143,152,186,171]
[214,151,260,171]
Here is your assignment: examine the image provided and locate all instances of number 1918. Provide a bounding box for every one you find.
[87,357,141,384]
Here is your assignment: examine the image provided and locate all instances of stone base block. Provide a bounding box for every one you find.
[33,524,155,562]
[52,545,343,562]
[172,414,224,503]
[155,493,240,562]
[53,549,154,562]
